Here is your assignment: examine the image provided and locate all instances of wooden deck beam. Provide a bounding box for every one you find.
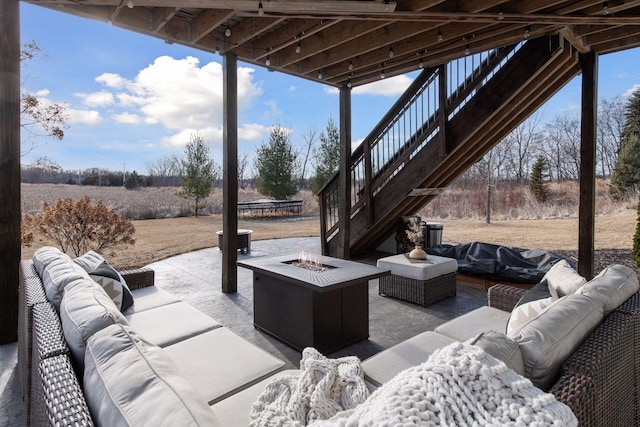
[222,52,238,293]
[0,0,20,344]
[578,51,598,280]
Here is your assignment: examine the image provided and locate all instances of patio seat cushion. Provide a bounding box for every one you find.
[362,331,456,386]
[73,250,106,273]
[543,259,586,299]
[124,285,180,315]
[577,264,639,315]
[210,370,301,427]
[33,246,71,276]
[38,252,93,309]
[125,301,222,347]
[84,323,220,426]
[60,278,129,368]
[164,327,285,405]
[434,306,511,342]
[508,293,603,390]
[466,330,525,376]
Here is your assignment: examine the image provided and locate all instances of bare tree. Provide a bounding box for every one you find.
[21,41,68,156]
[298,127,318,189]
[543,112,581,181]
[238,152,249,189]
[503,114,543,183]
[146,154,181,187]
[597,96,625,178]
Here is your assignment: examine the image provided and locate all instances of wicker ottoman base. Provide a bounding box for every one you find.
[379,272,457,307]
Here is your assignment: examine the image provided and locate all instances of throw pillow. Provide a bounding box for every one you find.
[467,330,525,376]
[89,261,134,312]
[543,259,586,299]
[513,279,552,308]
[506,296,554,336]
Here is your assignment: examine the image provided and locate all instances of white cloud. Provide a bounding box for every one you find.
[113,112,142,124]
[325,74,414,97]
[67,108,102,125]
[353,75,413,96]
[288,85,296,91]
[263,100,281,118]
[96,72,127,88]
[76,90,115,107]
[239,123,267,141]
[34,89,50,97]
[94,56,263,147]
[624,83,640,97]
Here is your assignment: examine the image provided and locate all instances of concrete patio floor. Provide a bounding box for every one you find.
[1,236,488,425]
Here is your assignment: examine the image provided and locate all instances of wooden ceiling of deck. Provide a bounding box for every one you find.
[26,0,640,87]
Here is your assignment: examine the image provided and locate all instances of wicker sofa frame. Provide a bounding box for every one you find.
[489,284,640,427]
[18,259,155,426]
[19,258,640,426]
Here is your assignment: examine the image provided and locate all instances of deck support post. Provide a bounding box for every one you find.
[438,64,448,158]
[578,51,598,279]
[338,87,352,259]
[0,0,20,343]
[222,52,238,293]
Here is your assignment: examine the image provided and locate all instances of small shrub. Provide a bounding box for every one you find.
[23,196,136,257]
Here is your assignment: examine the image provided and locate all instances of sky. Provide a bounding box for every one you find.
[19,3,640,175]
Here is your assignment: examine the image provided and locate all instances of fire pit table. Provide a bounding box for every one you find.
[238,254,390,353]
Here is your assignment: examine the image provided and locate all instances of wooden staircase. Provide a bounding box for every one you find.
[319,34,581,257]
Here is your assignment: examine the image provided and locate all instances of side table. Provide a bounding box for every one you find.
[217,229,252,254]
[376,254,458,306]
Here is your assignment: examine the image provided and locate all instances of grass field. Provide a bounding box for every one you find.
[22,211,637,270]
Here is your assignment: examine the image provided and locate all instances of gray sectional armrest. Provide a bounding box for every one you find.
[488,284,527,312]
[120,267,155,290]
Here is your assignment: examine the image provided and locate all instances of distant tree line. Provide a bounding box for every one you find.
[455,94,627,190]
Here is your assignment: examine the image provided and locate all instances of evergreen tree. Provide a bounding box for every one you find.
[310,116,341,194]
[254,125,298,200]
[610,89,640,200]
[530,155,550,202]
[177,133,219,217]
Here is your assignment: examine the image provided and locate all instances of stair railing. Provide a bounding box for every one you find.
[319,43,523,250]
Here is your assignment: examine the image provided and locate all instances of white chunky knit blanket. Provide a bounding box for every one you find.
[249,343,578,427]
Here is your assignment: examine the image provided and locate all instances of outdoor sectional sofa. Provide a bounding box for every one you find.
[19,246,640,426]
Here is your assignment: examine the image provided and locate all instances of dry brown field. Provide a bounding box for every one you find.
[22,212,636,271]
[21,184,638,270]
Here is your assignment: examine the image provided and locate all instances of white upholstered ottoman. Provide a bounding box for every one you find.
[376,254,458,306]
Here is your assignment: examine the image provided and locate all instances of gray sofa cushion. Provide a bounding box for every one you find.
[509,293,603,390]
[164,327,285,404]
[73,250,106,273]
[577,264,639,315]
[434,306,511,342]
[125,301,222,347]
[60,279,129,369]
[124,286,180,315]
[362,331,456,386]
[84,323,220,426]
[33,246,69,276]
[40,254,92,309]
